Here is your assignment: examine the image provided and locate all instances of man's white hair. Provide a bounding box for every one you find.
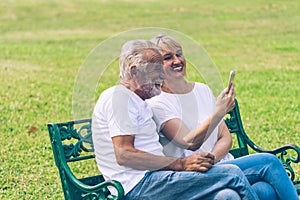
[119,40,161,80]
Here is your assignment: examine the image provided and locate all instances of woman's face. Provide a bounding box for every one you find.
[162,48,186,80]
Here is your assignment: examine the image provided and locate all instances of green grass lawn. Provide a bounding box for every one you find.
[0,0,299,199]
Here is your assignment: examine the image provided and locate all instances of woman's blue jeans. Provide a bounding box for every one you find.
[220,153,298,200]
[123,164,258,200]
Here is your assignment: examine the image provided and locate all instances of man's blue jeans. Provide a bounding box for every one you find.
[123,164,258,200]
[220,153,299,200]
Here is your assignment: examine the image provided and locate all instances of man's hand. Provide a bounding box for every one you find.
[112,135,215,172]
[181,152,215,172]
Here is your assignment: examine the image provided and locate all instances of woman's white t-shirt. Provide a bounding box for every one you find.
[147,82,233,161]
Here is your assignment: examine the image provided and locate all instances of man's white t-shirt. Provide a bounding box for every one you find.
[147,82,233,161]
[92,85,164,195]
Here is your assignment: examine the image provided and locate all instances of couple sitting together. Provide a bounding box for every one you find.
[92,34,298,200]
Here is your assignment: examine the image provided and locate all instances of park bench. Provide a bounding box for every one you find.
[48,99,300,199]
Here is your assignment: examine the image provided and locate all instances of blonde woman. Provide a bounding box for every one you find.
[148,34,298,200]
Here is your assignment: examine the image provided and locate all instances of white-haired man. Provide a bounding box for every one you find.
[92,40,259,200]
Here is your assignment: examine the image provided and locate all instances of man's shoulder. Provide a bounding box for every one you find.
[97,85,144,110]
[93,86,116,112]
[100,85,117,96]
[97,85,128,101]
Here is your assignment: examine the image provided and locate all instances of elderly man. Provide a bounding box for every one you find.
[92,40,259,200]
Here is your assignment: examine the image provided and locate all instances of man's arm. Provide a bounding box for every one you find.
[112,135,215,172]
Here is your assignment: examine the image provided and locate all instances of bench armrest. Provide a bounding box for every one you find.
[245,133,300,182]
[48,121,124,200]
[61,161,124,200]
[226,99,300,185]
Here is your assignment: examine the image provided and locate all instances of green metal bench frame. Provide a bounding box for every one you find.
[226,99,300,195]
[48,99,300,199]
[47,118,124,200]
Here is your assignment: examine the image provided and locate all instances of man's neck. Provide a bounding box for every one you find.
[119,79,136,91]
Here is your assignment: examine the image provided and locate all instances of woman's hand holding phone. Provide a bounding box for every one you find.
[215,70,236,117]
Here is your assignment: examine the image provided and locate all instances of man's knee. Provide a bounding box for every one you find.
[261,153,280,163]
[213,189,241,200]
[216,164,244,176]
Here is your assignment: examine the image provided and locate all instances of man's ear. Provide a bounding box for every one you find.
[129,65,137,77]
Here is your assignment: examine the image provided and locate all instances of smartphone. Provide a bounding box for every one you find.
[227,70,236,90]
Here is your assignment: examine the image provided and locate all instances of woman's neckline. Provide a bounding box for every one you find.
[162,82,195,95]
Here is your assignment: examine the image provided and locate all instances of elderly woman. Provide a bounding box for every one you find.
[147,34,299,200]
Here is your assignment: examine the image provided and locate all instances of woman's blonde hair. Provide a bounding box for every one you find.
[151,34,182,52]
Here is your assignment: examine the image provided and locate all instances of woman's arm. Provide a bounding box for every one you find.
[161,86,235,151]
[161,112,224,151]
[211,121,232,163]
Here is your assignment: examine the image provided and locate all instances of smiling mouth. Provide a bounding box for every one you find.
[171,66,183,72]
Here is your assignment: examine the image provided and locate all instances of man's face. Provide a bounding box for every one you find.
[134,50,164,100]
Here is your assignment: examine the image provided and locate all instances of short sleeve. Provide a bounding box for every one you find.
[107,86,140,137]
[147,95,180,131]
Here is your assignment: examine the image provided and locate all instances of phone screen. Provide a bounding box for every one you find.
[227,70,236,90]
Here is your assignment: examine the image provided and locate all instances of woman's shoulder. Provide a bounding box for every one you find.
[147,92,175,107]
[193,82,211,91]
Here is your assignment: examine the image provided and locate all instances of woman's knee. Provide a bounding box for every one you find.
[252,181,278,200]
[213,188,241,200]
